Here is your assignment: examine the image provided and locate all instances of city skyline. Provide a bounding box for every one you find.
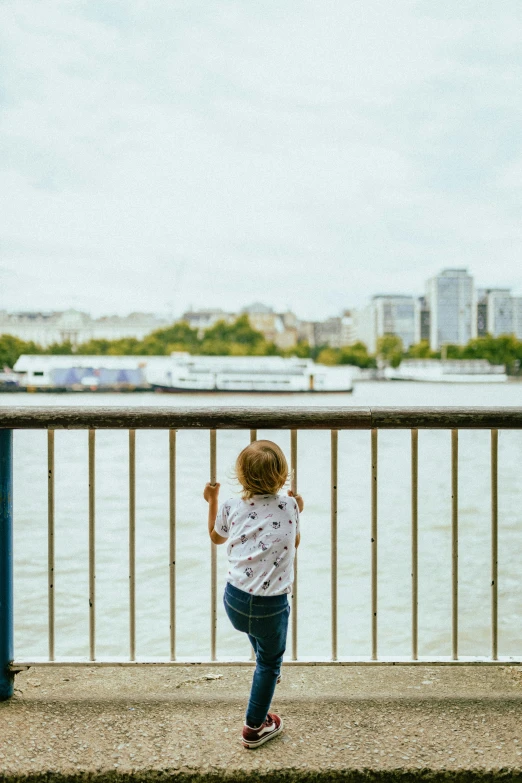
[2,264,522,324]
[4,264,522,353]
[1,2,522,319]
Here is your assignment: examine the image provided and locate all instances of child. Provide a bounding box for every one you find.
[203,439,303,749]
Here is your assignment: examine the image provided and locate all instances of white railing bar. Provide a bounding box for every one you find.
[411,428,418,661]
[291,429,298,661]
[210,429,217,662]
[169,429,176,662]
[47,429,55,662]
[10,418,520,668]
[128,430,136,662]
[331,429,338,661]
[88,429,96,662]
[491,429,498,660]
[451,429,458,661]
[371,428,378,661]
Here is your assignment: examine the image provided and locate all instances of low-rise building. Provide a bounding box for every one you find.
[0,309,169,347]
[313,318,342,348]
[181,308,234,335]
[241,303,297,349]
[297,321,315,345]
[311,312,355,348]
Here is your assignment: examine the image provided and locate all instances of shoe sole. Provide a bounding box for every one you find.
[242,718,284,749]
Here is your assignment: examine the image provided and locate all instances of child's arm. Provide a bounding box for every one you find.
[287,490,303,548]
[287,490,304,512]
[203,482,227,545]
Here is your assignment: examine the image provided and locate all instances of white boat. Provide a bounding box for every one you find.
[385,359,508,383]
[147,354,354,393]
[0,370,20,388]
[13,354,152,389]
[13,353,354,392]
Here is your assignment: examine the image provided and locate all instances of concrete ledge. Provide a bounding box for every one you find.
[1,665,521,782]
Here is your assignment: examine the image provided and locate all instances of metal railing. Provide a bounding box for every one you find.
[1,405,521,698]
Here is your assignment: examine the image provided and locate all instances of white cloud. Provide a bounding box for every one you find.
[0,0,521,319]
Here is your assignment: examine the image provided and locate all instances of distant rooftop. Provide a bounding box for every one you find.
[242,302,273,314]
[183,307,227,315]
[0,309,166,322]
[372,294,414,300]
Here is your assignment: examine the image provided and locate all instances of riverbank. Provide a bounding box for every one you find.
[1,664,521,781]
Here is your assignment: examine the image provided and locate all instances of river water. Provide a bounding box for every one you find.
[1,381,521,661]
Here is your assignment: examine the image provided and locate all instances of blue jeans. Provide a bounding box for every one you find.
[223,582,290,727]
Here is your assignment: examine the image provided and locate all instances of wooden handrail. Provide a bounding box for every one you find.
[0,405,521,429]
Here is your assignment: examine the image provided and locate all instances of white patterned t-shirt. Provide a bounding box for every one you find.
[214,493,300,596]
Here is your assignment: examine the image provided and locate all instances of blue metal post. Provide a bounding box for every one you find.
[0,429,14,700]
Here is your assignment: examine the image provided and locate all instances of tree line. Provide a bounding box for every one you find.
[371,334,522,374]
[1,315,522,373]
[0,316,288,367]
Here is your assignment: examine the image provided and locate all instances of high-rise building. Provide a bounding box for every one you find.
[476,289,488,337]
[486,289,513,337]
[418,297,430,343]
[354,295,419,353]
[512,298,522,339]
[426,269,476,351]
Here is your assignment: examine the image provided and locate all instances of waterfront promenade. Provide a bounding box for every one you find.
[2,403,522,780]
[1,664,521,781]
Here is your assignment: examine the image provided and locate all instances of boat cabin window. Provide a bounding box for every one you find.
[32,371,44,376]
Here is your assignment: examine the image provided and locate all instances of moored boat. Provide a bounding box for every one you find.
[12,353,354,393]
[147,354,354,393]
[384,359,507,383]
[13,354,150,390]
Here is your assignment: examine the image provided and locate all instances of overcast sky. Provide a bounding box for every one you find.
[1,1,521,320]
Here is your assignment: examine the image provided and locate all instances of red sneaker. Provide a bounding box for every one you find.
[242,713,284,749]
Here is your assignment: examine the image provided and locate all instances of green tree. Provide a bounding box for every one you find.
[75,339,115,355]
[281,341,312,359]
[107,338,142,355]
[460,334,521,372]
[0,334,42,368]
[407,340,438,359]
[443,343,464,360]
[140,321,200,355]
[376,335,404,368]
[201,316,263,348]
[315,347,339,366]
[316,341,376,368]
[338,341,376,368]
[199,315,270,356]
[47,341,74,355]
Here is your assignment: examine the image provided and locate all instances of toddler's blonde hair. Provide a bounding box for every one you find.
[235,440,288,500]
